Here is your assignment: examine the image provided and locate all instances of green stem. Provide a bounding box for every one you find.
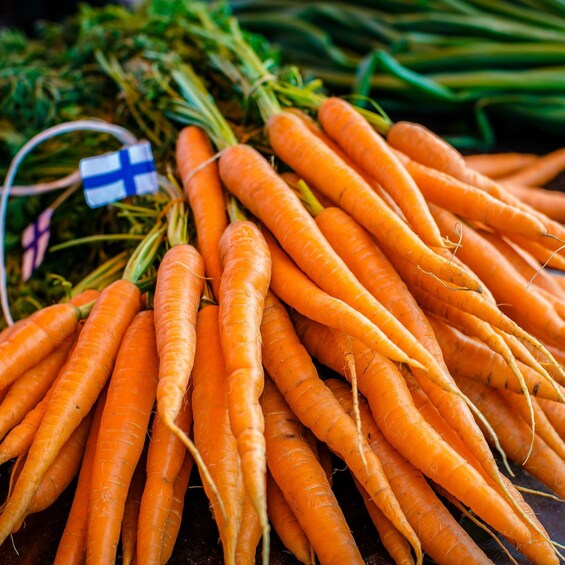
[49,233,145,253]
[226,194,248,223]
[122,224,166,284]
[70,251,128,297]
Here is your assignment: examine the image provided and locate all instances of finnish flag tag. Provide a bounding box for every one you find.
[79,141,158,209]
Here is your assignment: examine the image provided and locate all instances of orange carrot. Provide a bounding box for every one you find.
[261,292,422,563]
[504,184,565,223]
[428,316,565,402]
[15,407,93,527]
[499,147,565,187]
[430,204,565,345]
[121,452,146,565]
[352,475,415,565]
[326,377,494,565]
[159,451,193,565]
[478,230,565,300]
[53,389,107,565]
[537,398,565,440]
[234,494,262,565]
[265,111,481,293]
[0,302,80,390]
[176,126,227,301]
[310,203,516,489]
[154,243,203,428]
[0,278,141,545]
[293,315,532,546]
[137,393,192,565]
[266,472,315,565]
[218,220,271,562]
[499,390,565,461]
[0,334,75,442]
[261,376,365,565]
[463,152,538,178]
[218,143,464,381]
[457,378,565,499]
[86,310,159,564]
[318,97,444,248]
[264,230,419,367]
[192,304,243,565]
[394,151,548,238]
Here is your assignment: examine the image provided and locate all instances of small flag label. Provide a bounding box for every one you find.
[79,141,158,209]
[22,208,53,282]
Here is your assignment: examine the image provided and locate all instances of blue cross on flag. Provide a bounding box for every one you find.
[79,141,158,209]
[21,208,53,282]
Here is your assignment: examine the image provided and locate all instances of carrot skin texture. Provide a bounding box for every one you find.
[86,310,159,565]
[54,390,107,565]
[318,97,444,248]
[121,452,146,565]
[154,244,204,427]
[261,377,365,565]
[463,152,538,179]
[19,408,93,523]
[137,391,192,565]
[0,302,80,390]
[176,126,227,301]
[293,316,532,546]
[261,292,421,562]
[264,230,417,367]
[326,377,492,565]
[457,378,565,499]
[218,144,447,376]
[0,278,141,545]
[0,334,75,441]
[266,111,481,292]
[266,472,314,565]
[192,304,243,565]
[218,220,271,553]
[159,451,193,565]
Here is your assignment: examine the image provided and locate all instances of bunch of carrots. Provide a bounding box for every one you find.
[4,9,565,565]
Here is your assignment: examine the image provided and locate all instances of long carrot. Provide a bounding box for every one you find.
[293,315,532,547]
[326,374,499,565]
[394,151,549,238]
[457,377,565,499]
[498,147,565,187]
[430,204,565,344]
[263,229,420,368]
[463,152,539,179]
[538,397,565,440]
[428,315,565,402]
[86,310,159,564]
[504,183,565,223]
[261,291,422,563]
[0,334,75,442]
[0,278,141,544]
[499,390,565,461]
[265,111,481,292]
[306,200,517,487]
[192,304,243,565]
[176,125,227,301]
[218,219,271,563]
[0,302,80,390]
[261,376,365,565]
[159,451,193,565]
[318,97,444,248]
[351,474,415,565]
[53,389,107,565]
[121,452,146,565]
[266,472,315,565]
[234,494,262,565]
[14,407,93,528]
[136,392,192,565]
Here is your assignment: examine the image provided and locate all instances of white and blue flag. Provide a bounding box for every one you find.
[79,141,158,209]
[21,208,53,282]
